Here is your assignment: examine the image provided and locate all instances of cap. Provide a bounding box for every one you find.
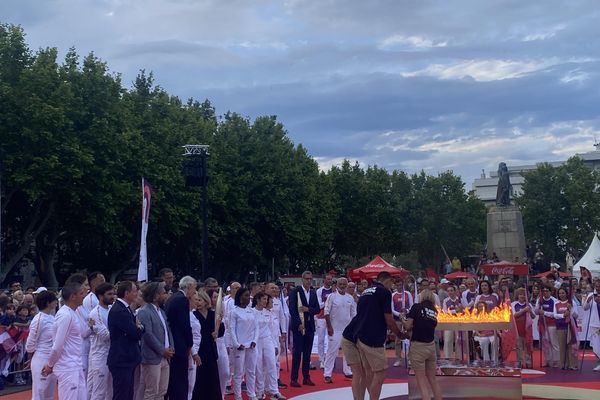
[33,287,48,294]
[440,279,450,284]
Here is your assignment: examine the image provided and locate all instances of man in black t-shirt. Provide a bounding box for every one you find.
[341,272,404,400]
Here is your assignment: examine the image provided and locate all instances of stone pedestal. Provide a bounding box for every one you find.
[487,206,526,262]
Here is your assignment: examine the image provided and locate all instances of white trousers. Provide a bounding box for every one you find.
[88,363,112,400]
[216,337,230,397]
[542,325,560,366]
[316,319,327,362]
[187,356,197,400]
[324,331,351,377]
[475,335,497,362]
[443,330,468,359]
[255,337,278,396]
[233,347,257,398]
[31,354,56,400]
[54,369,87,400]
[590,328,600,358]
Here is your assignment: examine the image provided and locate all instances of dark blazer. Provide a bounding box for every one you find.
[289,286,320,333]
[137,303,174,365]
[107,299,143,368]
[165,290,193,359]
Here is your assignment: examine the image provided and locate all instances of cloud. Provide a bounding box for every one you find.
[2,0,600,188]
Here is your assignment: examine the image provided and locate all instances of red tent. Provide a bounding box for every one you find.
[481,261,529,276]
[444,271,476,280]
[348,256,408,282]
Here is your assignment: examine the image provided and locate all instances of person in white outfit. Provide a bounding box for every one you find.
[25,290,58,400]
[583,280,600,371]
[230,287,259,400]
[391,280,413,367]
[323,278,356,383]
[535,287,559,368]
[188,291,202,400]
[266,283,288,390]
[42,281,88,400]
[473,301,497,362]
[441,286,465,359]
[254,292,287,400]
[315,275,334,369]
[88,283,115,400]
[223,281,241,395]
[207,288,230,399]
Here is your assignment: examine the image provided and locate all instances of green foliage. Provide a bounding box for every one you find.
[516,157,600,261]
[0,23,487,286]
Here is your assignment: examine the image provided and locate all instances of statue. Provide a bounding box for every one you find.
[496,162,512,206]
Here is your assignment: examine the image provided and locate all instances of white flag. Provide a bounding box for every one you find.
[138,178,152,282]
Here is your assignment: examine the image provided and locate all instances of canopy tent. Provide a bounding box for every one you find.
[348,256,408,282]
[444,271,476,280]
[573,234,600,279]
[480,261,529,276]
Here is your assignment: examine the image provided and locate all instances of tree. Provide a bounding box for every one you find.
[516,157,600,262]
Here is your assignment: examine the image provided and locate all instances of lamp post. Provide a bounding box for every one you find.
[182,144,209,279]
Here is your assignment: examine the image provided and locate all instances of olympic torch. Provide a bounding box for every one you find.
[297,291,305,336]
[214,287,223,337]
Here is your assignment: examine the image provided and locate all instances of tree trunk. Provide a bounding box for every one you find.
[33,226,60,288]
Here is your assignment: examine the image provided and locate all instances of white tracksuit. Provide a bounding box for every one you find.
[316,286,334,363]
[323,292,356,377]
[442,296,467,359]
[230,305,259,399]
[536,296,560,367]
[48,305,86,400]
[80,292,98,382]
[88,305,112,400]
[26,312,57,400]
[583,291,600,359]
[271,297,288,379]
[188,310,202,400]
[216,336,230,397]
[223,296,235,388]
[254,308,280,397]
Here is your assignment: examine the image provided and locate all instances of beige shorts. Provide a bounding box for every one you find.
[408,341,437,372]
[358,340,388,372]
[341,337,361,366]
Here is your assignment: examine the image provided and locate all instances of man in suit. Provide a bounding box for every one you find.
[137,282,174,399]
[165,275,197,400]
[289,270,320,387]
[107,281,144,400]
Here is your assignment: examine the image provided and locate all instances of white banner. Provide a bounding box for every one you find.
[137,178,152,282]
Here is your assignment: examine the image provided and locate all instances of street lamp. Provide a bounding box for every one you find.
[182,144,209,279]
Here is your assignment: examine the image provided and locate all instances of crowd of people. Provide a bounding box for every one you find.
[0,265,599,400]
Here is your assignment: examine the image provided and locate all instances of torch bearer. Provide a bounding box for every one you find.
[214,287,223,337]
[297,291,305,335]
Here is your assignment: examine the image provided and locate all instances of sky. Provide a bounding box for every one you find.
[3,0,600,188]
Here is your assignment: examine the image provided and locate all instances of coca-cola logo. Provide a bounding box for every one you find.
[491,266,515,275]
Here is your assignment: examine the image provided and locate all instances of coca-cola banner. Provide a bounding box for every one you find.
[481,263,529,276]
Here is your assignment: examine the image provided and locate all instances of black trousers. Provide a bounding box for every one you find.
[168,355,189,400]
[291,329,314,381]
[109,366,135,400]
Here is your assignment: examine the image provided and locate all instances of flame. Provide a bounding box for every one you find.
[436,303,512,324]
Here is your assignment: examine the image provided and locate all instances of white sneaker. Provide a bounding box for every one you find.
[320,361,324,369]
[593,364,600,372]
[271,394,287,400]
[393,360,402,367]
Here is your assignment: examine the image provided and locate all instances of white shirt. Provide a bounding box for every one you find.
[271,297,288,335]
[583,291,600,328]
[155,305,170,349]
[190,311,201,354]
[82,292,99,315]
[26,311,55,357]
[89,305,111,368]
[324,292,356,331]
[230,305,259,348]
[48,305,83,371]
[255,308,278,348]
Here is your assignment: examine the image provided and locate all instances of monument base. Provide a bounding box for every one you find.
[487,206,526,262]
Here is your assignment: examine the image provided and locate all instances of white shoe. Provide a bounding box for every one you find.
[271,394,287,400]
[320,361,324,369]
[393,360,402,367]
[593,364,600,372]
